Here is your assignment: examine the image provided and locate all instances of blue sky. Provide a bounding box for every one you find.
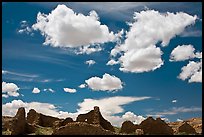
[2,2,202,127]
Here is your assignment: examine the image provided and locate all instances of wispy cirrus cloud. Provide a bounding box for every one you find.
[2,69,65,83]
[149,106,202,117]
[2,70,39,78]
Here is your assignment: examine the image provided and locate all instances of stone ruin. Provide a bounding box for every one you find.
[120,120,138,134]
[53,117,74,129]
[139,117,174,135]
[120,117,174,135]
[2,106,115,135]
[53,122,116,135]
[27,109,62,127]
[10,107,26,135]
[178,122,197,134]
[52,106,116,135]
[3,106,198,135]
[2,107,26,135]
[76,106,115,132]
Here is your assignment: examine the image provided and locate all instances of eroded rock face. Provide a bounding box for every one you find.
[27,109,61,127]
[9,107,26,135]
[25,123,37,134]
[76,106,114,132]
[2,116,13,132]
[53,117,74,128]
[120,121,137,134]
[178,122,196,134]
[135,128,144,135]
[139,117,173,135]
[52,122,116,135]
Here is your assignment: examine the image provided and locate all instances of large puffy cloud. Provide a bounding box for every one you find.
[121,111,145,125]
[2,82,20,97]
[32,4,115,54]
[85,73,123,92]
[77,96,151,115]
[170,45,201,61]
[2,100,76,119]
[178,59,202,83]
[110,10,197,73]
[77,96,151,126]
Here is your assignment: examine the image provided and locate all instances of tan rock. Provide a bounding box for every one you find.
[27,109,61,127]
[53,122,116,135]
[120,121,137,134]
[76,106,114,132]
[178,122,196,134]
[139,117,173,135]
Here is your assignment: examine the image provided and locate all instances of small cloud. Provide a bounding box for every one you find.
[32,87,40,94]
[177,118,183,122]
[2,94,9,98]
[17,20,34,36]
[2,70,8,74]
[64,88,77,93]
[172,100,177,103]
[106,59,119,66]
[178,59,202,83]
[85,73,123,92]
[41,79,52,83]
[180,30,202,37]
[43,88,55,93]
[78,84,86,88]
[2,81,20,97]
[169,44,200,62]
[85,60,96,66]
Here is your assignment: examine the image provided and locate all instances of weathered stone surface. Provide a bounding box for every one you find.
[135,128,144,135]
[53,117,73,128]
[25,123,37,134]
[2,116,13,131]
[27,109,61,127]
[76,106,114,132]
[10,107,26,135]
[168,117,202,134]
[139,117,173,135]
[178,122,196,134]
[53,122,116,135]
[120,121,137,134]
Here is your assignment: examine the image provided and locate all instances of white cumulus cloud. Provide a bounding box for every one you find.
[106,59,119,66]
[32,87,40,94]
[2,100,76,119]
[78,84,86,88]
[2,82,20,97]
[85,73,123,92]
[85,60,96,66]
[110,10,197,73]
[77,96,151,126]
[32,4,116,54]
[64,87,77,93]
[178,59,202,83]
[170,44,200,61]
[122,111,145,125]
